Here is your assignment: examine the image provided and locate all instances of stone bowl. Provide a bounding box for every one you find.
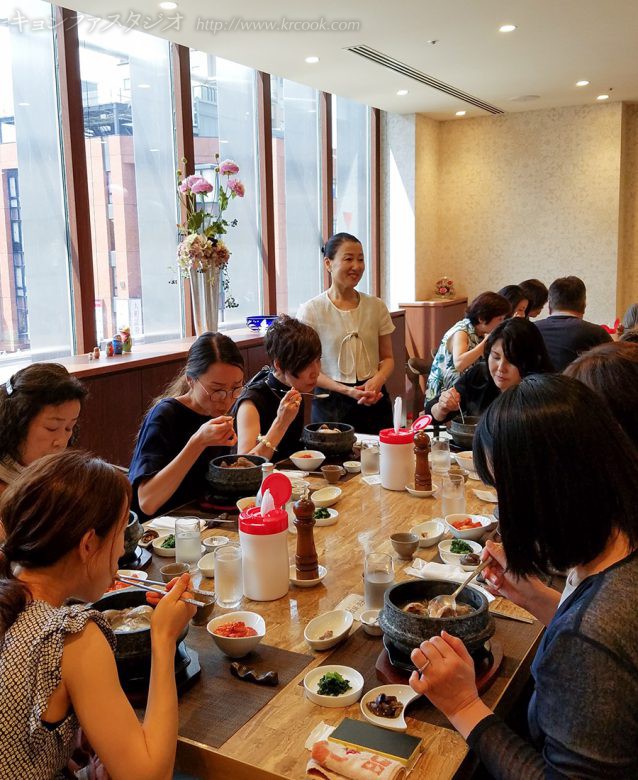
[206,454,266,498]
[118,510,142,566]
[302,422,356,459]
[448,415,481,449]
[378,579,494,656]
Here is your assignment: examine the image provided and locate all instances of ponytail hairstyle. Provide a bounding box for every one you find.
[154,332,245,406]
[0,363,87,461]
[322,233,361,260]
[0,451,131,639]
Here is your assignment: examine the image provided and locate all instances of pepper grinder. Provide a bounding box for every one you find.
[293,493,319,580]
[414,430,432,491]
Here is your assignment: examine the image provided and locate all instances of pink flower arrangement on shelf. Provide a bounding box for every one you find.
[434,276,455,298]
[176,154,246,308]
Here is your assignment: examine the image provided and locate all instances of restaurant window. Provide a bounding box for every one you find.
[190,51,262,325]
[332,96,372,294]
[0,0,74,362]
[270,76,323,315]
[78,17,181,345]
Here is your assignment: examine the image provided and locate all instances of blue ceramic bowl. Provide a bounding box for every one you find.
[246,315,277,332]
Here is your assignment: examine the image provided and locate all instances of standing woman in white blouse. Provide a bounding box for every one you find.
[297,233,395,434]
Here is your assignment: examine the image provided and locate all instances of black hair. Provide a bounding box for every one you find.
[473,374,638,575]
[497,285,527,317]
[548,276,586,314]
[0,363,87,462]
[621,303,638,331]
[265,315,321,376]
[322,233,361,260]
[485,318,554,376]
[465,292,511,326]
[519,279,548,316]
[620,328,638,344]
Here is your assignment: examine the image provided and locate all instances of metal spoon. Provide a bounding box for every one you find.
[273,388,330,398]
[458,407,465,425]
[428,557,490,615]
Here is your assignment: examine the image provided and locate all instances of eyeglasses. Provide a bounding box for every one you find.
[197,379,243,402]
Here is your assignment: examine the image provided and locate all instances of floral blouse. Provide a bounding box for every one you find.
[426,318,481,400]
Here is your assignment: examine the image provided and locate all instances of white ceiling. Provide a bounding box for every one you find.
[62,0,638,118]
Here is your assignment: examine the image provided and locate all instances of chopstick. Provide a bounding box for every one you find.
[115,575,207,607]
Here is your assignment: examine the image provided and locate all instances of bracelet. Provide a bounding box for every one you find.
[256,434,277,452]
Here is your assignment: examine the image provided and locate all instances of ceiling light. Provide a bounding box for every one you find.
[425,40,439,45]
[576,80,590,87]
[305,56,320,64]
[455,110,466,116]
[396,89,409,96]
[159,1,177,8]
[499,24,517,33]
[597,94,609,100]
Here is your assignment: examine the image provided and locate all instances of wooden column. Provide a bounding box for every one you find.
[256,71,277,314]
[320,92,334,290]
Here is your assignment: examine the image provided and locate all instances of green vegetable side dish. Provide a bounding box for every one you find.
[450,539,473,555]
[313,508,331,520]
[160,534,176,549]
[317,671,352,696]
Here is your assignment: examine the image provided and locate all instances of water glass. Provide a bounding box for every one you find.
[441,473,466,517]
[364,553,394,610]
[361,443,380,476]
[431,437,451,474]
[215,544,243,609]
[175,517,201,568]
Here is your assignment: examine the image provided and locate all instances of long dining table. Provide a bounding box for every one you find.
[143,468,544,780]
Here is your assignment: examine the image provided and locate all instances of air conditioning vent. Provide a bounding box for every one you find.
[346,45,504,115]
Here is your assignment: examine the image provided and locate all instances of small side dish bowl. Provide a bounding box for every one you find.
[304,610,353,651]
[360,609,383,636]
[197,552,216,578]
[303,664,364,708]
[311,486,342,508]
[152,535,176,558]
[445,514,496,541]
[290,450,325,471]
[454,450,476,473]
[116,569,148,583]
[190,589,216,626]
[360,684,420,732]
[343,461,361,474]
[159,561,191,583]
[438,538,483,566]
[390,532,420,559]
[236,496,257,513]
[410,519,445,548]
[203,535,229,551]
[207,610,266,658]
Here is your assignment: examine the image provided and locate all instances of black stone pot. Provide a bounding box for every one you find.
[378,579,495,656]
[206,453,266,499]
[92,589,189,686]
[302,422,356,459]
[448,415,481,449]
[118,510,142,567]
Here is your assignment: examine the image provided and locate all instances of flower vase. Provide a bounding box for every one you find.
[189,266,221,335]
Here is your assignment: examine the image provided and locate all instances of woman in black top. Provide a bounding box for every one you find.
[234,316,322,460]
[425,318,553,423]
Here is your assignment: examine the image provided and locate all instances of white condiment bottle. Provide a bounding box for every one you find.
[379,428,415,491]
[239,506,289,601]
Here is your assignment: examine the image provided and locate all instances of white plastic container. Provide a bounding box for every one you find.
[379,428,415,491]
[239,507,289,601]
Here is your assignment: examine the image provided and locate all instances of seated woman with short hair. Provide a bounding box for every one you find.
[234,316,322,460]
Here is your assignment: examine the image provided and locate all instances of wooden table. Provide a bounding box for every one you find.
[147,473,543,780]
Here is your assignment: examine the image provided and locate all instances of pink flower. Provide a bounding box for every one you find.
[219,159,240,176]
[190,177,213,194]
[228,178,245,198]
[179,175,198,193]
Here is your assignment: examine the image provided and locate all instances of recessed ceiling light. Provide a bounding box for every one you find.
[138,84,151,89]
[576,80,590,87]
[597,94,610,101]
[396,89,409,96]
[455,110,466,116]
[499,24,517,33]
[159,1,177,8]
[305,56,320,64]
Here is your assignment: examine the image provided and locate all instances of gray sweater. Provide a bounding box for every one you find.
[467,550,638,778]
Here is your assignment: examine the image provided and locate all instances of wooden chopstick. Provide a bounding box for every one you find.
[115,576,207,607]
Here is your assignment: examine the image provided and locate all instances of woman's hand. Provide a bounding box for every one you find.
[194,415,237,449]
[438,387,461,415]
[148,574,196,644]
[354,376,384,405]
[275,388,302,427]
[409,631,479,718]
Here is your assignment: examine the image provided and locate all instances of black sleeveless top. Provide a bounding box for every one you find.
[232,368,305,460]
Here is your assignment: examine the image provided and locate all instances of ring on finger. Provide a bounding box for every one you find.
[417,659,430,674]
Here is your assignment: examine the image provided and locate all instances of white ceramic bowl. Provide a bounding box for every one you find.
[454,450,476,473]
[303,665,364,708]
[152,534,176,558]
[197,552,216,578]
[116,569,148,582]
[206,610,266,658]
[311,486,342,508]
[343,461,361,474]
[290,450,325,471]
[410,519,445,548]
[438,538,483,566]
[360,609,383,636]
[203,535,229,551]
[360,684,420,732]
[304,610,353,651]
[236,496,257,513]
[445,514,496,541]
[313,508,339,527]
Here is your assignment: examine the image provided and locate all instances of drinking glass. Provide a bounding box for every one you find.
[441,473,466,517]
[215,544,243,609]
[175,517,201,568]
[360,443,380,476]
[364,553,394,610]
[431,437,451,474]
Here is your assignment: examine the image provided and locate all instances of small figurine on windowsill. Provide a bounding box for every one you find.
[106,340,114,357]
[120,326,133,353]
[92,346,100,360]
[112,334,123,355]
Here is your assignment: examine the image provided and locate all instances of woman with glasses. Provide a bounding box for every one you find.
[129,332,244,520]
